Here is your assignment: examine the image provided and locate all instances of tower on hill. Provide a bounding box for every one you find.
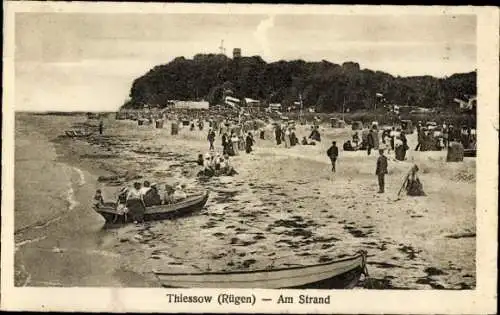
[233,48,241,59]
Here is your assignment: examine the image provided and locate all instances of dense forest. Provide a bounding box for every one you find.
[124,53,476,113]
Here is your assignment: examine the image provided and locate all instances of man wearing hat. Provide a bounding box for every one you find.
[375,147,388,193]
[326,141,339,172]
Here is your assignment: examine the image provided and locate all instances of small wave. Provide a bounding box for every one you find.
[15,183,80,235]
[15,215,63,234]
[73,166,86,186]
[66,185,79,211]
[15,236,47,251]
[87,249,121,258]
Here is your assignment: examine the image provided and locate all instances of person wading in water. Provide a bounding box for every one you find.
[375,148,388,193]
[327,141,339,172]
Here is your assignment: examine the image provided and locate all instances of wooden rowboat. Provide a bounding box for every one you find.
[94,191,209,224]
[65,130,93,138]
[154,251,367,289]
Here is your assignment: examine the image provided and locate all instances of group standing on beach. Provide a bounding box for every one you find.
[112,108,430,201]
[273,124,309,147]
[219,131,254,157]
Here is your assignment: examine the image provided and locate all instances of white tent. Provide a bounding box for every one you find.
[269,103,282,111]
[245,98,260,107]
[174,101,209,109]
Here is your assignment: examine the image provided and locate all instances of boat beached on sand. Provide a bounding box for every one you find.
[93,191,209,224]
[65,129,93,138]
[154,250,368,289]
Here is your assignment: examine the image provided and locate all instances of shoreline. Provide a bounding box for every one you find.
[14,114,159,287]
[14,113,476,289]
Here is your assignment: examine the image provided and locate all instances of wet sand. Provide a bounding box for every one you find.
[14,113,476,289]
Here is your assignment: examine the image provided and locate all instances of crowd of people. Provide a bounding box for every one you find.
[110,107,472,206]
[336,125,409,161]
[413,122,476,152]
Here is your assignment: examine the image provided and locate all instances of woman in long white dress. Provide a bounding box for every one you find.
[284,128,291,148]
[231,134,240,155]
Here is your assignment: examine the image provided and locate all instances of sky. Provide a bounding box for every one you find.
[14,13,476,111]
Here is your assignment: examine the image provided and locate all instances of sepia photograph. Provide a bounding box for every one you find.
[2,2,498,313]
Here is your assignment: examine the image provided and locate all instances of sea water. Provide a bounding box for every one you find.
[14,114,153,287]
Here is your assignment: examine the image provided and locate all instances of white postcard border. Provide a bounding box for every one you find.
[1,2,498,314]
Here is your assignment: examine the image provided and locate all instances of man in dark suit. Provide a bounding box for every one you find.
[376,148,388,193]
[327,141,339,172]
[367,129,375,155]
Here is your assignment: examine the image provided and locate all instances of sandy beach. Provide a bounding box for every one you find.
[14,112,476,289]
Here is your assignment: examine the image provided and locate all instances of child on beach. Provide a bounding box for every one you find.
[114,187,129,222]
[93,189,105,208]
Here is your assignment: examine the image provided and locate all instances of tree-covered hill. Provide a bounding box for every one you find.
[125,53,476,112]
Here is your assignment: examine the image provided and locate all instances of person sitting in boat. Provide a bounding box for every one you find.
[163,184,176,204]
[140,180,156,206]
[126,182,146,224]
[93,189,105,208]
[172,184,187,202]
[140,181,152,196]
[147,183,162,206]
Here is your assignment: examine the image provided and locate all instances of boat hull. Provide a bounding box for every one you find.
[154,252,367,289]
[94,192,209,225]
